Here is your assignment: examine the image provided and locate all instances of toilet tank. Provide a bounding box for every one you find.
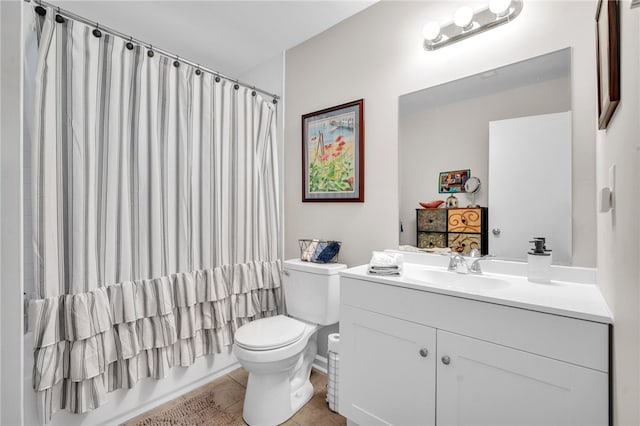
[282,259,347,325]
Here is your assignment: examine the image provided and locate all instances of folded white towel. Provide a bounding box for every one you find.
[369,251,404,267]
[368,268,402,276]
[368,251,403,276]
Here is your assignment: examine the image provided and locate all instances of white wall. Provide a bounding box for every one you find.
[1,1,24,424]
[595,2,640,426]
[399,77,570,248]
[284,0,596,268]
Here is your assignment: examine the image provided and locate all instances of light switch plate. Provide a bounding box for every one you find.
[608,164,616,191]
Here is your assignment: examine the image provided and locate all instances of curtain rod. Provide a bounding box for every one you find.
[24,0,280,103]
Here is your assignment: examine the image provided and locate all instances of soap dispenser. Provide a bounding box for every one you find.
[528,238,551,283]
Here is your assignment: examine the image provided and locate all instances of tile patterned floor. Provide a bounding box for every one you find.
[125,367,346,426]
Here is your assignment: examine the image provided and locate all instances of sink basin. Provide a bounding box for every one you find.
[406,268,509,291]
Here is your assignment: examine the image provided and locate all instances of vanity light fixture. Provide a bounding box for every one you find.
[423,0,523,51]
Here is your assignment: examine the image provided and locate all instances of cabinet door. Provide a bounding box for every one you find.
[436,330,608,426]
[340,305,436,426]
[447,208,482,233]
[418,231,447,249]
[447,233,481,255]
[418,209,447,232]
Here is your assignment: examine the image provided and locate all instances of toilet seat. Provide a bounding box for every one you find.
[235,315,306,351]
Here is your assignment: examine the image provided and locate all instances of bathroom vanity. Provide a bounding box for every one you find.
[339,251,611,426]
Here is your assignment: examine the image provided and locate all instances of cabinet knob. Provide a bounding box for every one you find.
[419,348,429,358]
[441,355,451,365]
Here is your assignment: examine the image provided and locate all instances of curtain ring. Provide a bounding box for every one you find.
[215,73,221,83]
[272,97,278,105]
[195,65,202,76]
[92,23,102,38]
[147,45,154,58]
[55,7,65,23]
[126,36,134,51]
[34,5,47,16]
[173,56,180,68]
[251,88,257,97]
[234,81,240,90]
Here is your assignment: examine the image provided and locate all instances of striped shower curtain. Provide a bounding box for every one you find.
[29,8,281,420]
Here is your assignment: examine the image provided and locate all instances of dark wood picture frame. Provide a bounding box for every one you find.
[595,0,620,130]
[302,99,364,202]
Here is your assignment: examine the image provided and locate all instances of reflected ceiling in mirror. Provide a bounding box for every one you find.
[398,48,574,263]
[400,49,570,113]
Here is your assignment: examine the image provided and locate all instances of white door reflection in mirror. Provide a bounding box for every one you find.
[489,112,571,264]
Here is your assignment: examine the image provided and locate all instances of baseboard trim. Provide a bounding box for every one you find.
[313,355,328,374]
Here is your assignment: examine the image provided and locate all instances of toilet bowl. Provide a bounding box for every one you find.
[232,259,346,425]
[233,315,319,425]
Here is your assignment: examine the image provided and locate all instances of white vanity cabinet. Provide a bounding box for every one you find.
[339,274,610,426]
[436,330,608,426]
[340,305,437,425]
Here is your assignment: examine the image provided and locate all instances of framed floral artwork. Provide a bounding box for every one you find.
[302,99,364,202]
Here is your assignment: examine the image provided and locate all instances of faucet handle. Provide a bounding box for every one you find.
[469,254,495,274]
[467,248,481,258]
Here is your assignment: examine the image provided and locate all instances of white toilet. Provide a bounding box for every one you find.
[232,258,346,426]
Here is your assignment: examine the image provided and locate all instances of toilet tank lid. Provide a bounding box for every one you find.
[284,259,347,275]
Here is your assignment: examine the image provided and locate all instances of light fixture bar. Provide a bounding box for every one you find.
[424,0,524,51]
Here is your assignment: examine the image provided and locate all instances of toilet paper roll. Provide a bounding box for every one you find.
[328,333,340,354]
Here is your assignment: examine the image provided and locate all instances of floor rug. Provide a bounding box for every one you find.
[122,387,246,426]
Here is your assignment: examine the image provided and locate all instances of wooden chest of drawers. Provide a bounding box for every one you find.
[416,207,488,254]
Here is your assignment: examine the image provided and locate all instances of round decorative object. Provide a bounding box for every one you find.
[446,194,459,208]
[464,176,481,193]
[464,176,481,207]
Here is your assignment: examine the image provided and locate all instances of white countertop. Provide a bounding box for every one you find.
[341,257,613,324]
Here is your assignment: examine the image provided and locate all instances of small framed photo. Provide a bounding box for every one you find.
[439,169,470,193]
[595,0,620,130]
[302,99,364,202]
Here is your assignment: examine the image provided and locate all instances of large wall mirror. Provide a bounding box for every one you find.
[398,48,584,265]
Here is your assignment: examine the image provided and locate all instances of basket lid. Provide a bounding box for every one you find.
[284,259,347,275]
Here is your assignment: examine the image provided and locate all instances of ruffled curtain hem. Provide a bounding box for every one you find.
[30,259,282,420]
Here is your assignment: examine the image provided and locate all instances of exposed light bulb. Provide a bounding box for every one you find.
[489,0,512,16]
[423,21,441,42]
[453,6,474,30]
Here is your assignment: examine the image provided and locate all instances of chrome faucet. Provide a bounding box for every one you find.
[448,251,494,274]
[448,253,469,274]
[469,254,495,274]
